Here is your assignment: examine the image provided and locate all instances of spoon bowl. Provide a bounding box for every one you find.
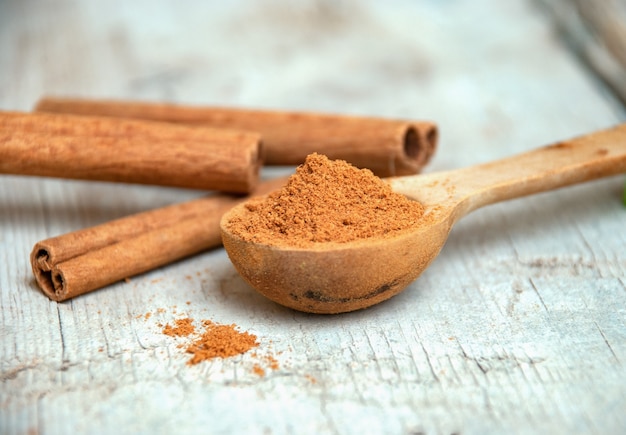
[222,202,452,313]
[221,124,626,313]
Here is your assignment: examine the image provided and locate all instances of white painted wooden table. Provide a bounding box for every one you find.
[1,1,625,434]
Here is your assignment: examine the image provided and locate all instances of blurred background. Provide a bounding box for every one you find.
[2,0,625,167]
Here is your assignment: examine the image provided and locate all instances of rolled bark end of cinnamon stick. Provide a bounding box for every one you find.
[398,122,439,174]
[1,111,262,193]
[31,245,66,301]
[35,97,438,177]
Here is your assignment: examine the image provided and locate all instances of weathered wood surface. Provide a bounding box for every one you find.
[1,1,625,434]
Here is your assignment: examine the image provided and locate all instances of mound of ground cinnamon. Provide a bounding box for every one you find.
[226,153,425,247]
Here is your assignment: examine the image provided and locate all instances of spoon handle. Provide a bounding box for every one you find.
[393,123,626,220]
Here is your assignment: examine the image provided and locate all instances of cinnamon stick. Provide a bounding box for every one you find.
[31,178,286,301]
[1,111,262,193]
[35,97,438,177]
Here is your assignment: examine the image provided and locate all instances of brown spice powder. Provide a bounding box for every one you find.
[186,320,259,365]
[153,309,272,371]
[252,364,265,376]
[162,318,195,337]
[226,153,425,247]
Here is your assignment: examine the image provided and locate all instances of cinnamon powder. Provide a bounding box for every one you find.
[159,316,260,365]
[186,320,259,365]
[162,318,195,337]
[226,153,425,247]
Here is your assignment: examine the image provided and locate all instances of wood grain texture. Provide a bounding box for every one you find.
[1,0,625,434]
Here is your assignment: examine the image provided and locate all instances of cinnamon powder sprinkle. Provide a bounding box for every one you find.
[156,311,267,369]
[226,153,425,247]
[266,355,279,370]
[252,364,265,377]
[185,320,259,365]
[162,318,195,337]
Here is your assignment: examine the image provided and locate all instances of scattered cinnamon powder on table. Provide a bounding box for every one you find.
[162,318,195,337]
[186,320,259,365]
[158,315,261,366]
[225,153,425,247]
[252,364,266,377]
[143,305,278,373]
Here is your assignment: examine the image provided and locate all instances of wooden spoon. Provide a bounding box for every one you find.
[221,124,626,314]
